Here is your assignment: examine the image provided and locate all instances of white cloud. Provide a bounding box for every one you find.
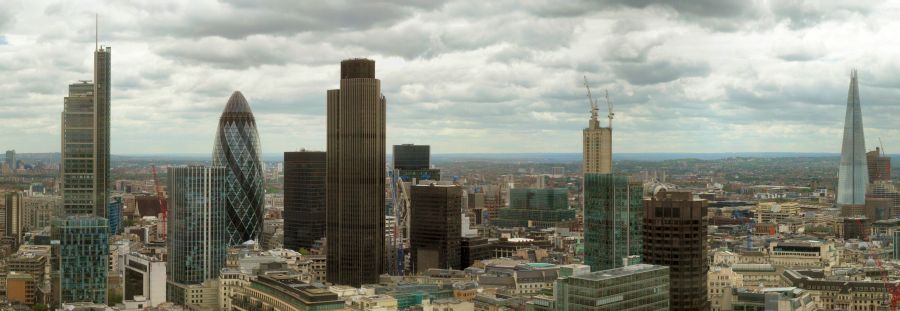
[0,0,898,154]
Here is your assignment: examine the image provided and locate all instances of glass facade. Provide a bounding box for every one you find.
[283,151,327,251]
[493,188,574,228]
[52,216,109,304]
[108,196,123,235]
[166,166,227,287]
[555,264,669,311]
[583,173,644,271]
[212,91,264,245]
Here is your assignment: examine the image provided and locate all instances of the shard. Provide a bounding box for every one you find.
[836,70,868,208]
[212,91,265,245]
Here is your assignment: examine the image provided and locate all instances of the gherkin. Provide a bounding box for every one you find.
[212,91,264,245]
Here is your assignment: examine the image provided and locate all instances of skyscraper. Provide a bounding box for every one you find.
[837,70,868,214]
[212,91,264,245]
[55,32,111,305]
[642,191,708,311]
[165,166,227,305]
[61,80,103,216]
[410,183,462,273]
[583,174,643,271]
[867,147,891,183]
[582,97,611,174]
[5,192,24,247]
[393,144,430,170]
[283,151,326,251]
[326,58,386,287]
[581,92,643,272]
[5,149,15,173]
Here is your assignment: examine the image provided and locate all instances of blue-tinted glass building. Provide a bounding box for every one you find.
[166,166,227,305]
[212,91,264,245]
[583,174,643,271]
[108,196,123,235]
[52,216,109,304]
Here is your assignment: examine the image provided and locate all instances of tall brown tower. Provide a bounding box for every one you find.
[643,191,709,311]
[326,59,386,287]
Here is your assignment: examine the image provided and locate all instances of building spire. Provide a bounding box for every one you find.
[836,68,868,209]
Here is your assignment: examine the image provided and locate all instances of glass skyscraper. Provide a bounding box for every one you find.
[583,173,644,271]
[837,70,869,214]
[166,166,227,305]
[56,41,111,305]
[212,91,264,245]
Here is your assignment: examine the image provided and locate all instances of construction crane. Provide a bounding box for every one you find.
[151,165,168,240]
[853,217,900,310]
[583,75,614,128]
[880,138,886,156]
[605,89,614,128]
[583,76,599,123]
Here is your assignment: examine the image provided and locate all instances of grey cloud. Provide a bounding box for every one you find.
[769,1,883,29]
[613,60,711,85]
[140,1,442,39]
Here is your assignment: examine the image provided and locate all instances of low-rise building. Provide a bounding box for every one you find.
[555,264,670,311]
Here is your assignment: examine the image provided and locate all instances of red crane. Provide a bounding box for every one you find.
[152,165,168,239]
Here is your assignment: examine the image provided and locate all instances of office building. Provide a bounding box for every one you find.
[583,93,611,174]
[5,192,24,246]
[5,149,15,173]
[394,144,430,170]
[326,58,386,287]
[555,264,670,311]
[23,195,59,230]
[52,216,109,304]
[642,191,709,311]
[283,151,326,251]
[410,183,462,273]
[123,253,166,308]
[212,91,264,245]
[493,188,575,228]
[166,166,227,305]
[108,196,123,235]
[837,70,869,214]
[230,275,347,311]
[867,147,891,183]
[583,174,643,271]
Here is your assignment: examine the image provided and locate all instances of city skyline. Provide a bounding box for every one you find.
[2,1,900,154]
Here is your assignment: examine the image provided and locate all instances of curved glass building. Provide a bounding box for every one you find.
[212,91,264,245]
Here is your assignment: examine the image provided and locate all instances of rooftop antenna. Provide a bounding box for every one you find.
[879,138,885,156]
[583,76,599,123]
[605,89,614,129]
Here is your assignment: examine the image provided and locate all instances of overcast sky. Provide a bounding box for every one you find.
[1,0,898,154]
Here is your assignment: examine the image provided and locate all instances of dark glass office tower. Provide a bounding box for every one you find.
[583,174,643,271]
[93,46,111,218]
[410,183,462,273]
[326,59,386,287]
[393,144,430,170]
[166,166,227,305]
[212,91,264,245]
[283,151,326,251]
[642,191,708,311]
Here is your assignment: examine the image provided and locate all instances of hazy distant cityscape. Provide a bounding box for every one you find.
[3,1,900,311]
